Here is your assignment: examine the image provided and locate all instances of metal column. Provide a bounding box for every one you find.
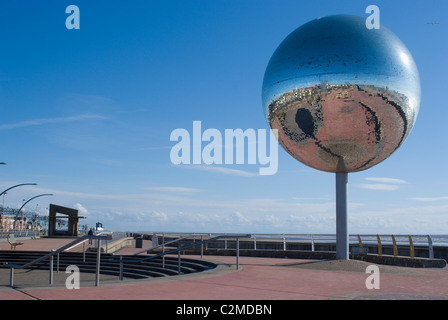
[336,172,349,260]
[95,239,101,286]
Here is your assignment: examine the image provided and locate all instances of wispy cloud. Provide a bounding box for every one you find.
[178,165,258,177]
[0,114,107,130]
[356,177,407,191]
[145,186,201,194]
[365,177,407,184]
[292,197,332,202]
[410,196,448,202]
[357,183,400,191]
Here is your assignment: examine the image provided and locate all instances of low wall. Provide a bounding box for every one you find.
[87,237,133,253]
[353,254,446,268]
[181,248,446,268]
[134,234,448,268]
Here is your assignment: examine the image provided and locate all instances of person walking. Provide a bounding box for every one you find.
[88,228,94,245]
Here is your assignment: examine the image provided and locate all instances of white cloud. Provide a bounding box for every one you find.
[365,177,407,184]
[178,165,258,177]
[73,203,89,216]
[356,177,407,191]
[356,183,400,191]
[232,211,251,224]
[410,196,448,202]
[9,178,447,234]
[0,114,107,130]
[145,186,200,193]
[150,211,168,222]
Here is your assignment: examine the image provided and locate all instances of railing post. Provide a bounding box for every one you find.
[200,235,204,259]
[392,235,398,257]
[253,234,256,250]
[428,235,434,259]
[162,242,166,268]
[236,237,240,270]
[119,255,123,281]
[95,239,101,287]
[178,249,181,275]
[408,235,415,258]
[311,235,315,252]
[357,235,363,247]
[377,235,382,256]
[49,250,54,285]
[283,234,286,251]
[9,266,14,287]
[83,242,86,262]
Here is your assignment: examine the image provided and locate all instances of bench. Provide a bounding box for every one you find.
[7,234,24,250]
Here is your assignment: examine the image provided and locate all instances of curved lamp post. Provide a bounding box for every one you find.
[14,193,53,229]
[0,183,38,197]
[0,183,38,227]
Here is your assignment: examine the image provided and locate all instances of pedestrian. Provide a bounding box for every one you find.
[88,228,93,244]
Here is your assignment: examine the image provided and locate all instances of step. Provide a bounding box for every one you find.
[0,250,217,280]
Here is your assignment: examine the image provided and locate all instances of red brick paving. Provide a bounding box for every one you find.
[1,237,447,300]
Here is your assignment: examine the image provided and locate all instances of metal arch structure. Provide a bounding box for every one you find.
[13,193,53,229]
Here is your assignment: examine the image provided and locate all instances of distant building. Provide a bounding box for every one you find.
[0,215,27,230]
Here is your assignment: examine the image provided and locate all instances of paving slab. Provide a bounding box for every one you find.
[0,237,447,300]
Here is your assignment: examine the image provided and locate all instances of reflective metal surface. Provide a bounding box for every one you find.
[262,15,420,173]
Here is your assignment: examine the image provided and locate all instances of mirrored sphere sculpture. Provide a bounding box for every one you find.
[262,15,420,173]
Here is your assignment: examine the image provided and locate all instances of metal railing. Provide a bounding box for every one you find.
[2,232,440,288]
[4,234,112,287]
[0,230,41,240]
[112,234,251,280]
[355,234,435,259]
[136,232,439,259]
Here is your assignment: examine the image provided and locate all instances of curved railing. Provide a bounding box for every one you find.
[111,234,251,280]
[3,234,112,287]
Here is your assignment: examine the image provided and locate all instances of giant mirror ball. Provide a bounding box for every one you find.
[262,15,421,173]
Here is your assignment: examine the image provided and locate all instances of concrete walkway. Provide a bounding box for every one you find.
[0,237,447,300]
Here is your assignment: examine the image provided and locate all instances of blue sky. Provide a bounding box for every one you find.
[1,0,447,234]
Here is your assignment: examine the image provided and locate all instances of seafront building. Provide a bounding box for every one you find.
[0,206,45,231]
[0,215,27,230]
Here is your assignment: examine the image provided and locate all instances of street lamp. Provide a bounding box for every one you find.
[0,183,37,229]
[14,193,53,229]
[0,183,38,197]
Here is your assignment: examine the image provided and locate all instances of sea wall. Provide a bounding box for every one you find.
[132,233,448,267]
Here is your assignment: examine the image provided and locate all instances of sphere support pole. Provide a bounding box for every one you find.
[336,172,349,260]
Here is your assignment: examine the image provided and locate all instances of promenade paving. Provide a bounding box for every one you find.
[0,237,447,300]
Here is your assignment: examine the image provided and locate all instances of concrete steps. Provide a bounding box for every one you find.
[0,250,217,280]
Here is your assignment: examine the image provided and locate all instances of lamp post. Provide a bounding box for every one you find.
[0,183,38,198]
[0,183,38,230]
[0,163,5,228]
[14,194,53,230]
